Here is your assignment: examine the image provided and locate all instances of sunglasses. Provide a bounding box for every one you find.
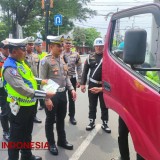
[65,42,71,45]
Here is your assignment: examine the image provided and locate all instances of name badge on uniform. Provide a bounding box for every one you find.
[53,68,59,75]
[9,69,18,76]
[41,59,45,65]
[63,64,68,71]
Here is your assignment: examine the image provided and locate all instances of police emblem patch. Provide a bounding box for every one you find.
[41,59,45,65]
[9,69,18,76]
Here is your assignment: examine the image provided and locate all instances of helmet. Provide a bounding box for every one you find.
[93,38,104,46]
[34,39,43,46]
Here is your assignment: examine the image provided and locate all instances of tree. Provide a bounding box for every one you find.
[0,22,8,40]
[73,27,101,48]
[0,0,96,39]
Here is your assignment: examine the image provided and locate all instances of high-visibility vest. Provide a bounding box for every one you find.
[2,57,37,106]
[38,52,47,60]
[146,71,160,84]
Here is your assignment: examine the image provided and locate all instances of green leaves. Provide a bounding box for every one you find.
[73,27,101,48]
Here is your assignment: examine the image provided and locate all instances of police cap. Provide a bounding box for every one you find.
[6,38,27,49]
[47,35,64,45]
[63,35,72,43]
[34,39,43,46]
[1,40,9,49]
[27,36,35,44]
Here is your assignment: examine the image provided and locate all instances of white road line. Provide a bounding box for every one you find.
[69,124,101,160]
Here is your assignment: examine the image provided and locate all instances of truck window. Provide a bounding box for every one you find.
[111,13,160,87]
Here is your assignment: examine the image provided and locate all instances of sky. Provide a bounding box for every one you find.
[74,0,154,38]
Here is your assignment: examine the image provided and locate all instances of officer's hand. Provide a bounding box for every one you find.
[45,99,53,111]
[76,82,80,88]
[46,91,56,98]
[71,90,77,101]
[89,87,102,94]
[41,79,48,85]
[81,85,86,93]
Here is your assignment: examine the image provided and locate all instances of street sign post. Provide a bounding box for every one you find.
[54,14,62,26]
[54,14,62,36]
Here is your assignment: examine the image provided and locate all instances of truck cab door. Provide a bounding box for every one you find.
[102,3,160,159]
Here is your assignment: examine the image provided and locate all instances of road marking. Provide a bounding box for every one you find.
[69,124,101,160]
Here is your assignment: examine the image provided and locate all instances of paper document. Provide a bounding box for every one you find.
[42,79,59,92]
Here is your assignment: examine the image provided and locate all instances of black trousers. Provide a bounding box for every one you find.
[0,95,10,133]
[45,91,67,145]
[68,77,76,118]
[8,105,35,160]
[88,82,108,121]
[118,117,145,160]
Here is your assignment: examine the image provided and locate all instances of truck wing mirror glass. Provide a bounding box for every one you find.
[123,29,147,65]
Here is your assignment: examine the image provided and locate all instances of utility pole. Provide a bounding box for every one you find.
[42,0,54,52]
[45,0,50,52]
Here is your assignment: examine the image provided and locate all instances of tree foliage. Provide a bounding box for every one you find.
[0,0,96,40]
[73,27,101,48]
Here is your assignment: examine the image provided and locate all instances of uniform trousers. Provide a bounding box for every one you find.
[8,105,35,160]
[88,81,108,121]
[68,77,76,118]
[0,95,10,133]
[45,91,67,145]
[118,117,145,160]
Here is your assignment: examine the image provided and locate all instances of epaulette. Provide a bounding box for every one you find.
[46,53,52,57]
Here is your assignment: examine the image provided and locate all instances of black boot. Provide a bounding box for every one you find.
[86,119,95,131]
[49,144,58,155]
[101,120,111,133]
[70,117,77,125]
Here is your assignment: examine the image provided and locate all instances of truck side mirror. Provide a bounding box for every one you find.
[123,29,147,65]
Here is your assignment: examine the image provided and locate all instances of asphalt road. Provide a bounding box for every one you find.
[0,55,136,160]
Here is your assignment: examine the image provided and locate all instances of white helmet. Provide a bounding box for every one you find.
[93,38,104,46]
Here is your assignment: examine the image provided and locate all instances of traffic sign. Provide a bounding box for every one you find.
[54,14,62,26]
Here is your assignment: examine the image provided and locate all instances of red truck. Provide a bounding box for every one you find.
[102,3,160,160]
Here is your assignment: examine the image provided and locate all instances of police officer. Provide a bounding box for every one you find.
[0,41,10,141]
[2,38,55,160]
[81,37,111,133]
[39,36,76,156]
[63,36,82,125]
[34,39,47,110]
[25,36,41,123]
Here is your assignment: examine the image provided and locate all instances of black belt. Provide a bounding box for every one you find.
[57,87,66,92]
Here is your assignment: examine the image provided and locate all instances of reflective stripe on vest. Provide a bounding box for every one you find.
[2,57,37,106]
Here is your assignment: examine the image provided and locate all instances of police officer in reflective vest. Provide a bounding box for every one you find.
[2,38,55,160]
[62,36,82,125]
[0,41,10,142]
[39,36,76,156]
[25,36,42,123]
[81,37,111,133]
[34,39,48,110]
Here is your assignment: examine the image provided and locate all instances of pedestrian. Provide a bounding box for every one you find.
[81,37,111,133]
[63,36,82,125]
[39,35,76,156]
[25,36,42,123]
[2,38,55,160]
[0,41,10,142]
[34,39,47,110]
